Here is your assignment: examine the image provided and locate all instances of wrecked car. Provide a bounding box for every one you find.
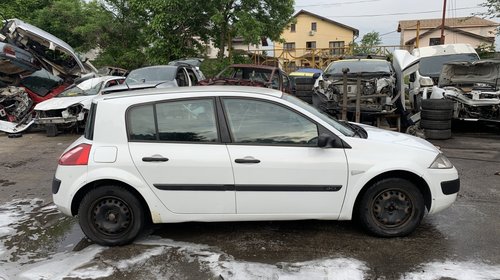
[199,64,293,94]
[34,76,125,136]
[313,59,397,120]
[102,65,202,94]
[429,60,500,122]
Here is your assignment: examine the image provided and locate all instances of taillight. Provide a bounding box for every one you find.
[4,45,16,57]
[59,144,92,165]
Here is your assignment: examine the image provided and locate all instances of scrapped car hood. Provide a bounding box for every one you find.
[359,124,439,153]
[439,60,500,88]
[0,119,35,133]
[34,96,92,111]
[5,19,86,76]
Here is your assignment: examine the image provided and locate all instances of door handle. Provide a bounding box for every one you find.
[235,158,260,164]
[142,156,169,162]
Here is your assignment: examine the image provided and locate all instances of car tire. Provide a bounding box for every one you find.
[421,99,454,110]
[358,178,425,237]
[421,109,452,120]
[78,185,145,246]
[424,129,452,140]
[420,119,452,130]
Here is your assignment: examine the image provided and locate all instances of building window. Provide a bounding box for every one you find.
[311,22,317,31]
[429,38,441,46]
[329,41,345,55]
[284,42,295,50]
[306,41,316,49]
[290,24,296,32]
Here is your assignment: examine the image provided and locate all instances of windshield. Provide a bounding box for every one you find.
[58,81,103,97]
[219,67,273,83]
[282,94,355,137]
[20,69,62,96]
[125,67,177,85]
[419,53,479,77]
[324,60,392,76]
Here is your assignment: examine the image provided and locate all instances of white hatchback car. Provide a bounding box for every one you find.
[52,86,459,246]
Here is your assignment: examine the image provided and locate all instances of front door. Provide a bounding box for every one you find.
[127,98,235,214]
[222,98,348,215]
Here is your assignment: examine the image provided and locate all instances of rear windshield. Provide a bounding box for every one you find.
[419,53,479,77]
[125,67,177,85]
[324,60,392,76]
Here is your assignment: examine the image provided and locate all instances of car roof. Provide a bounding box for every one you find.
[230,64,279,70]
[94,86,283,103]
[333,59,388,63]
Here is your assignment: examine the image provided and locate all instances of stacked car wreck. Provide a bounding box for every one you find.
[0,19,96,134]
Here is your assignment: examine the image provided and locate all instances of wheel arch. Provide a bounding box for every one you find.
[71,179,153,224]
[353,170,432,217]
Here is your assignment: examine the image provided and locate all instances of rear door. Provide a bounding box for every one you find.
[127,97,235,214]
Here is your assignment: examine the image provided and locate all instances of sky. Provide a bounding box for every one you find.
[293,0,497,46]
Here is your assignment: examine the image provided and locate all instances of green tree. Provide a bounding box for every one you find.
[479,0,500,18]
[354,31,382,55]
[211,0,295,58]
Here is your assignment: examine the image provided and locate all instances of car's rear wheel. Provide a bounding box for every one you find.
[78,186,144,246]
[358,178,425,237]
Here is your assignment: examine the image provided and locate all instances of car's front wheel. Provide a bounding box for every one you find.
[78,185,144,246]
[358,178,425,237]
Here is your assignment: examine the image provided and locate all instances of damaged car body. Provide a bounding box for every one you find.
[313,59,398,120]
[431,60,500,122]
[34,76,125,136]
[0,19,96,134]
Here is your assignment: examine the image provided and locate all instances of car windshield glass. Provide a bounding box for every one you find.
[20,69,62,94]
[324,60,391,76]
[58,81,103,97]
[419,54,478,77]
[126,67,177,84]
[282,94,355,137]
[219,67,273,83]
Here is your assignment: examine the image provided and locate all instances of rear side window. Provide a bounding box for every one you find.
[127,98,218,143]
[84,103,97,140]
[129,105,157,140]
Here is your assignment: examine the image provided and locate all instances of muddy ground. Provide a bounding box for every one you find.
[0,122,499,279]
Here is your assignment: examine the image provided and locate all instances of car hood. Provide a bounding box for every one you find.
[34,95,93,111]
[359,124,439,153]
[4,19,87,77]
[439,60,500,88]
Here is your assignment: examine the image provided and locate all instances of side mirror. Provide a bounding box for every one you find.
[313,72,321,80]
[318,133,335,148]
[409,73,416,83]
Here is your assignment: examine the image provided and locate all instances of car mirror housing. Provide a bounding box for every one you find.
[313,72,321,80]
[318,133,335,148]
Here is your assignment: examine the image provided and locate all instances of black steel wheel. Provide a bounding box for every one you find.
[358,178,425,237]
[78,186,144,246]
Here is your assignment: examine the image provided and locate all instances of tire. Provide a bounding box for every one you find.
[78,185,145,246]
[358,178,425,237]
[293,77,315,85]
[295,84,313,91]
[420,119,451,130]
[46,124,58,137]
[421,109,452,120]
[421,99,454,110]
[424,129,452,140]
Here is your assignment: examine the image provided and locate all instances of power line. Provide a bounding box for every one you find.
[323,6,481,18]
[296,0,381,8]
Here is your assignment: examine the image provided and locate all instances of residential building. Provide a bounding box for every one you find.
[274,10,359,70]
[397,16,498,49]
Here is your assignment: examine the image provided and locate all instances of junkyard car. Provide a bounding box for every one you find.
[102,65,203,94]
[313,59,397,119]
[199,64,293,94]
[34,76,125,136]
[53,86,459,246]
[430,60,500,122]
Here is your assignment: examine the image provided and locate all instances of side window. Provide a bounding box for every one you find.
[128,104,157,141]
[175,69,189,86]
[155,99,218,142]
[223,99,318,145]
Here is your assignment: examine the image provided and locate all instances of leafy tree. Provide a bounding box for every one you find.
[479,0,500,18]
[0,0,53,20]
[353,31,382,55]
[210,0,295,58]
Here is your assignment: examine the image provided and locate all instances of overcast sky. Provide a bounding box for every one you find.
[293,0,497,46]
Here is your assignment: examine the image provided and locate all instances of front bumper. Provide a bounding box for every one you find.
[426,167,460,214]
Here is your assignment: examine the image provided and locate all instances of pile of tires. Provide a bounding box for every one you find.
[293,77,315,104]
[420,99,454,140]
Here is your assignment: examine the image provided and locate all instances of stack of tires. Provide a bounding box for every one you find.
[293,77,316,104]
[420,99,454,140]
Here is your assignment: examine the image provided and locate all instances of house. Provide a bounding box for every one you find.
[203,37,268,59]
[274,10,359,71]
[397,16,498,49]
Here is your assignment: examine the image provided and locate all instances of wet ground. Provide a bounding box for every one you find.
[0,122,499,280]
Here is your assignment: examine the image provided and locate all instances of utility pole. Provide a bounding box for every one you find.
[416,20,420,48]
[440,0,447,44]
